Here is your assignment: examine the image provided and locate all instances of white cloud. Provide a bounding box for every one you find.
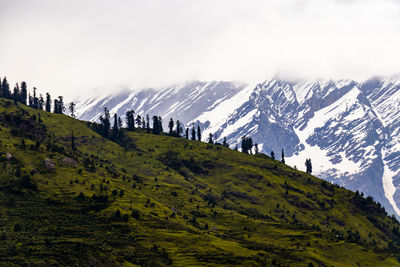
[1,0,400,99]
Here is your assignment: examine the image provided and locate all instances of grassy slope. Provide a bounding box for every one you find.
[0,98,400,266]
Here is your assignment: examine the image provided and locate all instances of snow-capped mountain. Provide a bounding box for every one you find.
[75,75,400,217]
[75,81,250,126]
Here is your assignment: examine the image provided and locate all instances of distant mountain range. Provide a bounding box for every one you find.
[75,74,400,217]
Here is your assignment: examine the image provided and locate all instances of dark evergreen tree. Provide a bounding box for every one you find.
[255,143,259,154]
[45,93,51,112]
[99,107,111,137]
[185,128,189,139]
[142,117,146,129]
[20,81,28,105]
[38,94,44,110]
[69,102,76,118]
[197,125,201,141]
[191,126,196,140]
[32,87,39,109]
[118,117,123,128]
[234,144,238,151]
[59,96,65,114]
[281,149,285,164]
[135,114,142,128]
[208,133,213,144]
[53,98,58,113]
[176,120,182,137]
[305,159,312,174]
[168,118,174,135]
[53,96,63,113]
[241,136,247,153]
[146,115,150,133]
[152,116,159,134]
[152,116,163,135]
[271,151,275,160]
[158,116,163,133]
[53,96,65,114]
[1,77,11,99]
[29,93,33,107]
[126,110,135,131]
[241,135,253,154]
[112,113,119,139]
[12,83,20,101]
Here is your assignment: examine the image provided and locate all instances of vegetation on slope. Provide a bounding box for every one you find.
[1,98,400,266]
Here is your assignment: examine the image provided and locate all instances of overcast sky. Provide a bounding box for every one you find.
[1,0,400,99]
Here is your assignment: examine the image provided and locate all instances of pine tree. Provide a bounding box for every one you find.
[29,93,34,107]
[185,128,189,139]
[255,143,259,154]
[197,125,201,141]
[99,107,111,137]
[20,81,28,105]
[126,110,135,131]
[281,149,285,164]
[69,102,76,118]
[142,117,146,129]
[305,159,312,174]
[158,116,163,132]
[12,83,20,101]
[57,96,65,114]
[45,93,51,112]
[208,133,213,144]
[176,120,182,137]
[152,116,163,135]
[146,115,150,133]
[191,126,196,140]
[271,151,275,160]
[38,94,44,110]
[168,118,174,135]
[135,115,142,128]
[1,77,11,99]
[112,113,119,139]
[152,116,159,134]
[53,98,58,113]
[118,117,123,128]
[54,96,65,114]
[240,136,253,154]
[32,87,39,109]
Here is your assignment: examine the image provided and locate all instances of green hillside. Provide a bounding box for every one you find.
[1,97,400,266]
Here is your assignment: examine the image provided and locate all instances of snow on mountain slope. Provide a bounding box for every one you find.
[193,84,255,137]
[76,75,400,217]
[75,81,248,127]
[360,75,400,216]
[287,86,364,176]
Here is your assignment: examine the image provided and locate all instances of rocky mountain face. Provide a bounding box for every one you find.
[75,75,400,217]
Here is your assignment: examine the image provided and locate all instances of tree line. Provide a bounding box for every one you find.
[91,108,206,144]
[0,76,76,116]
